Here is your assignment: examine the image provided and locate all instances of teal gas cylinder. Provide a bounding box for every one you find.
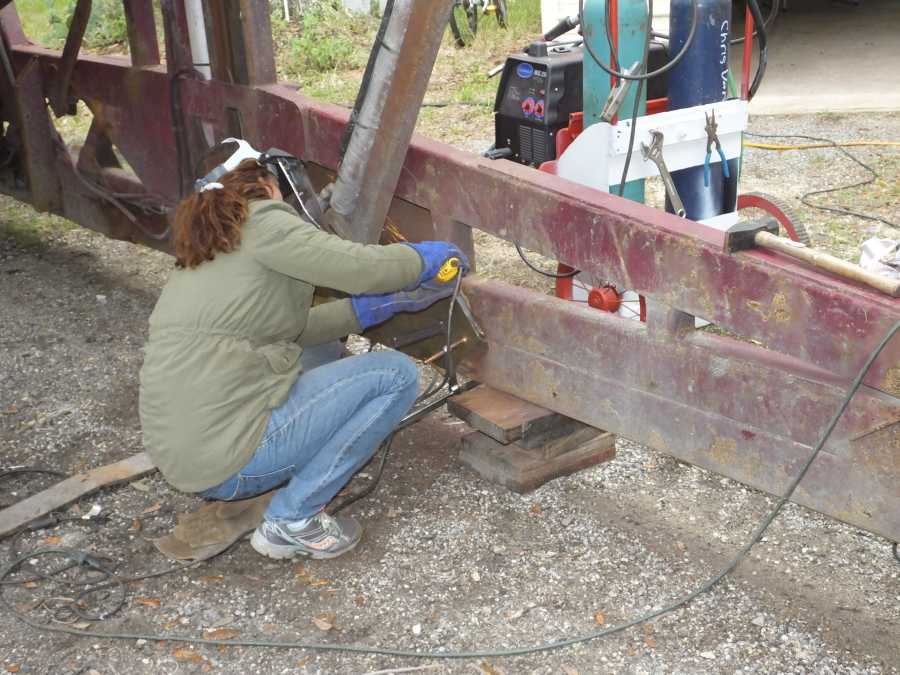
[581,0,650,202]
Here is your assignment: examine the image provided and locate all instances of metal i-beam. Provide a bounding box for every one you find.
[436,277,900,542]
[123,0,161,67]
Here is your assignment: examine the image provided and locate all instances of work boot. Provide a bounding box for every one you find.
[250,511,362,560]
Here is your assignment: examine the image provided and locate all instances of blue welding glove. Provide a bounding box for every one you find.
[404,241,470,289]
[351,285,456,331]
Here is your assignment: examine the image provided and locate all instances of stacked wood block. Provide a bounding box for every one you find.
[447,385,616,493]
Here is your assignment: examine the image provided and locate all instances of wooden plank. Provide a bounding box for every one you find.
[460,430,616,493]
[447,385,570,445]
[528,423,603,459]
[0,453,156,537]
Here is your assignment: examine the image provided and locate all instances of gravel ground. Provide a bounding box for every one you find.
[1,112,899,674]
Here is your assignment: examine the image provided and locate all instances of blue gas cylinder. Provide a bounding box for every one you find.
[667,0,732,220]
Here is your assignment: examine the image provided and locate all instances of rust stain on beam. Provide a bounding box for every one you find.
[454,277,900,542]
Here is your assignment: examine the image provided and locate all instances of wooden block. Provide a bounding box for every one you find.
[447,385,571,445]
[530,424,603,459]
[460,430,615,493]
[0,452,156,538]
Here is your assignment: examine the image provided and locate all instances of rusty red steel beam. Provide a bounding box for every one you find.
[48,0,91,116]
[10,58,63,213]
[188,77,900,394]
[123,0,160,67]
[3,44,898,394]
[457,276,900,542]
[232,0,277,86]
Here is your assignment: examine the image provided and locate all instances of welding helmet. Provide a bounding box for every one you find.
[194,138,323,226]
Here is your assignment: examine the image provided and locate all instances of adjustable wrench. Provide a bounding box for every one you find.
[641,130,687,218]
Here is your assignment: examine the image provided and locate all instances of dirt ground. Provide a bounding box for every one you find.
[2,111,899,674]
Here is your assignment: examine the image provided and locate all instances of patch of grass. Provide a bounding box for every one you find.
[274,1,377,81]
[272,0,543,146]
[14,0,128,51]
[0,196,76,251]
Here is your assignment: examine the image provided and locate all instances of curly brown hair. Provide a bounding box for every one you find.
[173,159,275,268]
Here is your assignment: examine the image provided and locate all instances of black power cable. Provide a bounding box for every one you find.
[3,320,896,660]
[332,272,465,513]
[578,0,698,81]
[745,0,768,100]
[513,241,579,279]
[745,132,899,230]
[731,0,780,45]
[615,0,653,198]
[513,0,658,277]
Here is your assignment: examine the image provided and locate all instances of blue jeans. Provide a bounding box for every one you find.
[200,343,418,522]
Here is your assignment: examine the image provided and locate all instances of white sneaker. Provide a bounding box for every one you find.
[250,511,362,560]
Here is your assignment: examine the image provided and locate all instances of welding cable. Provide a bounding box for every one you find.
[329,433,395,516]
[50,135,172,242]
[513,241,579,278]
[603,0,620,72]
[646,1,780,46]
[730,0,780,45]
[3,318,896,659]
[615,0,653,198]
[514,0,658,277]
[744,140,900,151]
[332,273,465,514]
[744,131,899,230]
[578,0,698,81]
[413,269,466,400]
[0,548,210,622]
[745,0,768,100]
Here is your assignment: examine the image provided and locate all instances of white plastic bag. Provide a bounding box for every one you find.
[859,238,900,280]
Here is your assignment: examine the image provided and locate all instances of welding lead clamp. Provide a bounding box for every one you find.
[404,241,470,289]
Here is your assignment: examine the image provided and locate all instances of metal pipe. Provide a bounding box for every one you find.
[323,0,455,244]
[185,0,212,79]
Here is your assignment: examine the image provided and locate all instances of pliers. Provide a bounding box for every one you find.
[703,110,730,187]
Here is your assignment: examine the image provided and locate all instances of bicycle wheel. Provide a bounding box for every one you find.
[493,0,508,28]
[450,0,478,48]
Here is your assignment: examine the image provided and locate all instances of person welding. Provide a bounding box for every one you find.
[139,140,467,561]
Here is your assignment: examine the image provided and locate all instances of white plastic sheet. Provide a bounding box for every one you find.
[859,238,900,281]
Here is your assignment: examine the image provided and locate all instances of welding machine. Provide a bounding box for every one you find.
[493,40,669,167]
[493,42,583,167]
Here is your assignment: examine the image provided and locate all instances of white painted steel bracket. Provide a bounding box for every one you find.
[556,99,748,192]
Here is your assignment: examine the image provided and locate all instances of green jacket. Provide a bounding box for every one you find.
[139,199,423,492]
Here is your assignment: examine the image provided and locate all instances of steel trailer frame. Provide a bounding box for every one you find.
[0,1,898,542]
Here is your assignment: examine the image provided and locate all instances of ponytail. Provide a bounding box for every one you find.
[173,158,275,268]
